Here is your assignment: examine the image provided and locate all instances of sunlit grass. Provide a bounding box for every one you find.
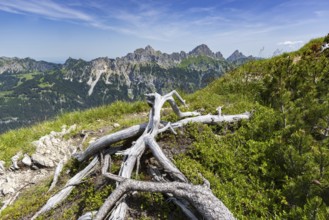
[0,101,148,165]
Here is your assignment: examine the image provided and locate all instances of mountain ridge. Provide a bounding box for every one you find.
[0,44,253,72]
[0,44,255,133]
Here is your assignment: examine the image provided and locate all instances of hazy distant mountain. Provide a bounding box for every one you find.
[0,57,60,74]
[0,45,253,133]
[226,50,257,65]
[188,44,225,60]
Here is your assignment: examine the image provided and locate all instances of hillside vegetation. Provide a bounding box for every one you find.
[185,35,329,219]
[1,35,329,219]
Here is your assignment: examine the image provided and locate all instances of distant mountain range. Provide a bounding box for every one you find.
[0,45,256,133]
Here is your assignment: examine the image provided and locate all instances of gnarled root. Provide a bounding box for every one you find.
[95,176,235,220]
[33,91,249,219]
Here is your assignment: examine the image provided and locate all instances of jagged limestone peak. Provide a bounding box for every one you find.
[227,50,247,62]
[189,44,215,57]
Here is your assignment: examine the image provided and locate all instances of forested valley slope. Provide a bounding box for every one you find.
[0,45,254,134]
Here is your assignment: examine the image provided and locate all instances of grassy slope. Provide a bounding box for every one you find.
[1,35,329,219]
[0,101,148,165]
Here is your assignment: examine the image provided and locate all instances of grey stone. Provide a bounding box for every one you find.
[10,152,22,170]
[2,185,15,195]
[113,123,120,128]
[0,160,5,175]
[22,154,32,166]
[31,154,55,168]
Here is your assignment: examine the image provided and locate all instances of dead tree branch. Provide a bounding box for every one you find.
[32,156,99,220]
[95,175,235,220]
[48,159,64,192]
[34,91,249,219]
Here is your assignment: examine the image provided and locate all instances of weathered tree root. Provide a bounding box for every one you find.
[31,156,99,220]
[96,174,235,220]
[107,91,201,219]
[74,123,148,162]
[48,159,64,192]
[33,90,249,219]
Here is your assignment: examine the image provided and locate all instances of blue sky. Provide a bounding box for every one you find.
[0,0,328,63]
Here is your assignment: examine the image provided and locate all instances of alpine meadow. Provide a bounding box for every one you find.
[0,33,329,219]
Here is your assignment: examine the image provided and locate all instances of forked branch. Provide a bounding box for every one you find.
[33,91,249,220]
[95,174,235,220]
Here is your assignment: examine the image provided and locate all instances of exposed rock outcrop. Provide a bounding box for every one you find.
[31,125,77,167]
[227,50,247,62]
[22,154,32,167]
[189,44,225,60]
[0,125,77,211]
[227,50,257,65]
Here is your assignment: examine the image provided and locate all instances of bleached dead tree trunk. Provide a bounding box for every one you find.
[105,91,201,219]
[33,90,250,219]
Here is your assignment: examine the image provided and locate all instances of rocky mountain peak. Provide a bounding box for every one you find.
[63,57,88,69]
[0,43,255,134]
[121,44,228,67]
[123,45,160,63]
[189,44,214,57]
[0,57,60,74]
[64,57,77,65]
[215,51,224,60]
[134,45,157,56]
[227,50,247,62]
[145,45,155,52]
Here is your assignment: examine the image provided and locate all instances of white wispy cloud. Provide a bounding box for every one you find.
[0,0,192,41]
[0,0,248,41]
[0,5,21,14]
[0,0,323,48]
[0,0,92,21]
[0,0,120,32]
[278,40,304,46]
[104,1,187,40]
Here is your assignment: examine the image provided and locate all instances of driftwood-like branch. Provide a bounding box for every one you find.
[102,154,124,182]
[34,91,249,220]
[102,154,198,219]
[32,156,99,220]
[99,91,246,219]
[95,176,235,220]
[172,112,251,128]
[74,123,147,162]
[164,90,200,118]
[106,91,203,219]
[147,166,199,220]
[78,211,98,220]
[144,134,187,182]
[48,160,64,192]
